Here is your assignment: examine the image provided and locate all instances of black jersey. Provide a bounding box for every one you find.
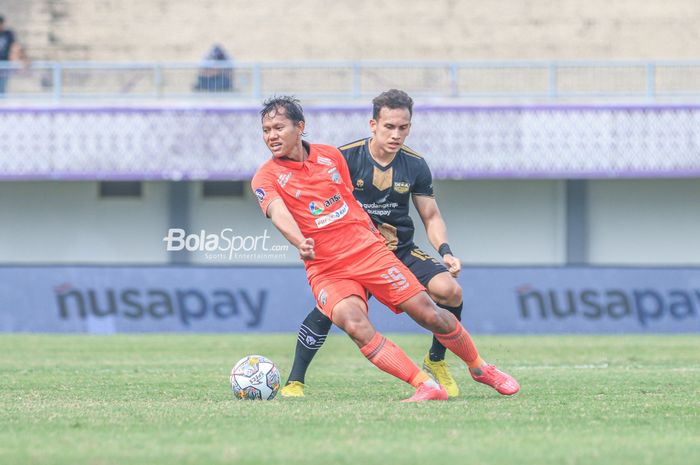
[339,138,434,254]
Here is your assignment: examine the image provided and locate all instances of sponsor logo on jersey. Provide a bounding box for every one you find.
[315,202,349,228]
[356,179,364,188]
[393,181,410,194]
[324,193,341,208]
[328,167,341,184]
[318,288,328,306]
[317,156,333,166]
[255,188,265,203]
[362,201,399,217]
[277,171,292,187]
[309,201,324,215]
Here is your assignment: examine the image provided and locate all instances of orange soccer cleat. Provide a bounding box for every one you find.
[469,364,520,396]
[401,382,449,403]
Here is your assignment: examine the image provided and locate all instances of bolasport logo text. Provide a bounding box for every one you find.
[163,228,289,261]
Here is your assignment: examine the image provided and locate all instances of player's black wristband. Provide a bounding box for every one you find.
[438,243,453,257]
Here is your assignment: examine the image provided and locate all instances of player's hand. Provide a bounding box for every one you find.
[298,238,315,261]
[443,254,461,277]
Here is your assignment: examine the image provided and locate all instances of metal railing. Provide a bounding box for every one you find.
[2,60,700,101]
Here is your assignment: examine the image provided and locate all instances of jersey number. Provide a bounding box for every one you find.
[410,248,432,261]
[381,266,410,291]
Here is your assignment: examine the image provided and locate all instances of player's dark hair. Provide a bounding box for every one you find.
[372,89,413,120]
[260,95,306,126]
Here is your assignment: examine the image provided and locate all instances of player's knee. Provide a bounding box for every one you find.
[412,303,446,331]
[343,319,374,346]
[444,283,462,307]
[333,305,373,344]
[420,309,441,329]
[428,275,462,307]
[428,307,458,333]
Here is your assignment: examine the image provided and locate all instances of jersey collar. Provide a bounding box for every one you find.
[272,140,316,170]
[366,137,398,170]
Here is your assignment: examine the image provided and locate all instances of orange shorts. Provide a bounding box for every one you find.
[308,240,425,321]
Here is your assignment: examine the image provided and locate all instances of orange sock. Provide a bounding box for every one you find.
[434,322,484,369]
[360,332,430,387]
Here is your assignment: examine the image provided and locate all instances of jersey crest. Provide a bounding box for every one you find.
[393,181,410,194]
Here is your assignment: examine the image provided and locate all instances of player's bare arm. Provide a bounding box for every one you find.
[412,195,461,277]
[266,199,315,261]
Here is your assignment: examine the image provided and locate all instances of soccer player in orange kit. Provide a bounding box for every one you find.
[251,96,519,402]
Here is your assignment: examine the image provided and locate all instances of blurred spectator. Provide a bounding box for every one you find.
[0,15,26,94]
[193,44,233,93]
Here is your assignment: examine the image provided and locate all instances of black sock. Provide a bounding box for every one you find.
[286,307,333,384]
[429,302,463,362]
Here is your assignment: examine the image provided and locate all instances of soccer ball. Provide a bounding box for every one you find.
[230,355,281,400]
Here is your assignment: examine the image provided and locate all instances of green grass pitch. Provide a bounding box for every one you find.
[1,334,699,465]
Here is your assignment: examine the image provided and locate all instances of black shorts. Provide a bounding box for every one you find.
[394,244,449,288]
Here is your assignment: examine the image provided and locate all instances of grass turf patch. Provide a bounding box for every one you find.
[1,334,699,465]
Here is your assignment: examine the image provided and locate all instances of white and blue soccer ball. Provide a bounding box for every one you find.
[230,355,281,400]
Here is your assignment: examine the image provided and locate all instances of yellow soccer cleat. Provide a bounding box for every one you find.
[423,354,460,397]
[280,381,305,398]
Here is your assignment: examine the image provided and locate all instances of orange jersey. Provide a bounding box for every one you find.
[251,142,383,273]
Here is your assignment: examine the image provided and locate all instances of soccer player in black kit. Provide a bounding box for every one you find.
[281,89,519,398]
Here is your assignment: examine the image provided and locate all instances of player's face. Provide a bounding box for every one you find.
[370,107,412,156]
[262,108,304,159]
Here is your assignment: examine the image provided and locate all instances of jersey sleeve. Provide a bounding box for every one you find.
[412,158,435,197]
[251,166,281,217]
